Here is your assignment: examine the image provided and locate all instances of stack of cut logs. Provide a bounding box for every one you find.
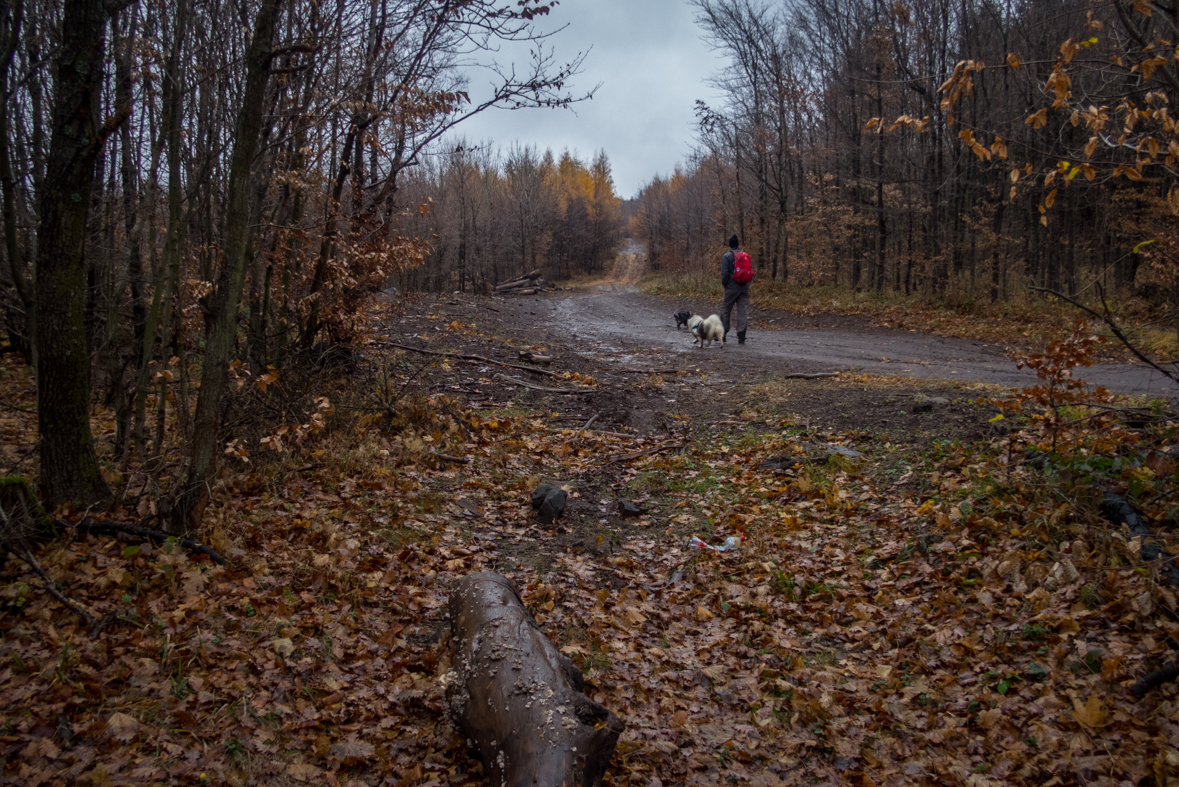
[494,269,551,295]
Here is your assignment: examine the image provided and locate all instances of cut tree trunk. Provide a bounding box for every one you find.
[445,572,624,787]
[494,279,533,292]
[494,269,543,290]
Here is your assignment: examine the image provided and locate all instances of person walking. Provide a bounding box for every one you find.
[721,235,752,345]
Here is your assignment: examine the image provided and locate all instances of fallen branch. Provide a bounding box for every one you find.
[518,351,552,364]
[68,518,227,566]
[3,537,95,626]
[1100,493,1179,589]
[1032,285,1179,387]
[565,414,599,443]
[1131,662,1179,698]
[445,572,624,787]
[611,369,690,376]
[497,374,595,395]
[431,452,471,464]
[378,341,563,378]
[609,443,683,463]
[782,372,841,379]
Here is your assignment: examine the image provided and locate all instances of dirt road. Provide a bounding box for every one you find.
[530,248,1174,398]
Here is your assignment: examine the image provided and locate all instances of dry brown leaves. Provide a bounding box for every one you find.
[0,324,1177,786]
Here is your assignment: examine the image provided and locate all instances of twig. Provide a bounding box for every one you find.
[68,518,227,566]
[496,374,594,395]
[611,369,691,376]
[782,372,841,379]
[378,341,563,379]
[565,414,599,444]
[609,444,684,464]
[2,529,95,626]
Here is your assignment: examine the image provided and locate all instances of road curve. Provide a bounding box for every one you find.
[537,282,1174,398]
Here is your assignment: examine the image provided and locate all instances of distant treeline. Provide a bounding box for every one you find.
[395,144,625,293]
[631,0,1179,308]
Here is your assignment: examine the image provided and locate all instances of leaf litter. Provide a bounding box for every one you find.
[0,295,1176,786]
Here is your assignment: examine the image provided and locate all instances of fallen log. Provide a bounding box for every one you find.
[377,341,564,379]
[494,270,543,290]
[496,373,594,394]
[495,279,534,292]
[445,572,624,787]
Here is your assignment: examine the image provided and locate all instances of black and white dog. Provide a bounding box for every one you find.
[673,310,692,330]
[691,314,725,348]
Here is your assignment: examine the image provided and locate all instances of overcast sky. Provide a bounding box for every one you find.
[448,0,726,200]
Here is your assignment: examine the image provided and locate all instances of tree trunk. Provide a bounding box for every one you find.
[445,572,624,787]
[33,0,126,508]
[170,0,279,534]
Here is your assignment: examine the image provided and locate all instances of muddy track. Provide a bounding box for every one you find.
[522,255,1174,398]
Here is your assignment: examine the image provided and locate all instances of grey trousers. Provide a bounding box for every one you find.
[721,286,749,336]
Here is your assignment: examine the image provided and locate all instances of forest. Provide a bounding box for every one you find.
[631,0,1179,312]
[0,0,610,518]
[3,0,1179,784]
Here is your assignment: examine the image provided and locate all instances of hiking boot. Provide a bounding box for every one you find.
[737,331,746,345]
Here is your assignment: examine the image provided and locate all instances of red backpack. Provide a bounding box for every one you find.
[732,250,755,284]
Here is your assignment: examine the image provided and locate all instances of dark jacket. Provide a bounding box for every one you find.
[722,249,751,291]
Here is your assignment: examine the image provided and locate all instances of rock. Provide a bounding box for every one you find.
[913,395,948,413]
[759,455,806,471]
[531,484,556,509]
[617,500,645,518]
[817,444,864,460]
[531,485,567,524]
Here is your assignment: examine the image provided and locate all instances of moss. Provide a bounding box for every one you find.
[0,476,55,540]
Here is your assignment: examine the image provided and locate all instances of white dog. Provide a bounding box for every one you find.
[690,314,724,348]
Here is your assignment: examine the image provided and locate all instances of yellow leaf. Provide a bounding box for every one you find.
[1006,52,1021,69]
[1045,188,1057,208]
[1071,695,1108,728]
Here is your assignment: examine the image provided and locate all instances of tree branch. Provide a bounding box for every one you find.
[1030,285,1179,387]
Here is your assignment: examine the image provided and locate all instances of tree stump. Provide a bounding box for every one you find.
[444,572,624,787]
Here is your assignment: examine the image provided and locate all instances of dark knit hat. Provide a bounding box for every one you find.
[728,235,739,248]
